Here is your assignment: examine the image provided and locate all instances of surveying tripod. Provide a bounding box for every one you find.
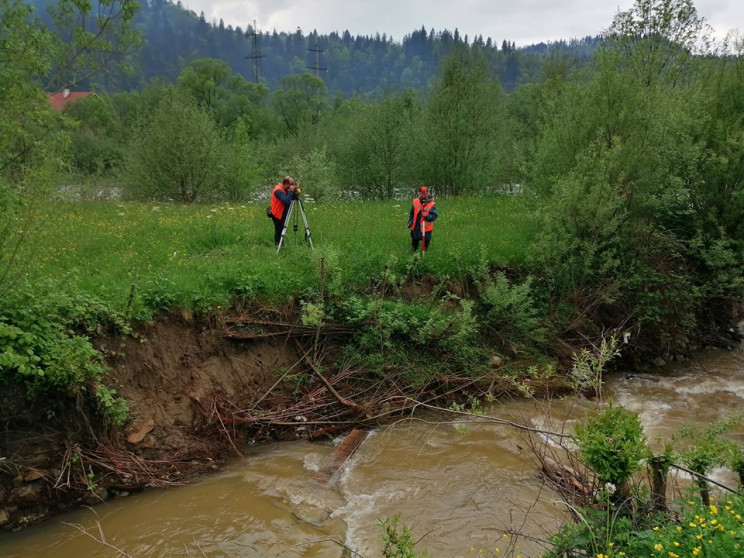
[276,194,313,254]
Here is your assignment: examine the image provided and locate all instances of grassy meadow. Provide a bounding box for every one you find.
[24,195,538,317]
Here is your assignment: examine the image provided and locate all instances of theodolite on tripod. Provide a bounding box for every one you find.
[276,183,313,254]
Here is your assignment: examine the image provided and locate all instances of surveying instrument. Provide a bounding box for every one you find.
[276,184,313,254]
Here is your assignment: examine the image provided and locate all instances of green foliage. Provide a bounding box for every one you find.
[289,147,339,202]
[554,495,744,558]
[1,0,138,292]
[672,416,742,501]
[525,0,743,354]
[473,268,547,352]
[0,282,129,424]
[644,497,744,558]
[64,94,124,176]
[176,58,270,132]
[568,336,621,397]
[339,294,479,380]
[545,498,661,558]
[414,46,510,196]
[332,92,419,199]
[0,1,65,292]
[272,72,328,134]
[94,383,130,428]
[141,275,179,313]
[605,0,710,88]
[219,140,263,202]
[124,93,229,202]
[44,0,141,91]
[574,403,650,488]
[379,514,428,558]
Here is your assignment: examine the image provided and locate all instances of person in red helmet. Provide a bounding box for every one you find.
[407,186,438,252]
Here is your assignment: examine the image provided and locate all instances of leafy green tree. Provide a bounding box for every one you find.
[415,46,508,196]
[335,92,419,199]
[176,57,270,131]
[0,0,139,294]
[605,0,711,88]
[574,403,650,499]
[272,72,328,134]
[43,0,141,89]
[289,147,339,202]
[176,57,234,112]
[693,48,744,242]
[64,93,124,175]
[124,94,228,202]
[111,78,175,138]
[526,0,724,351]
[0,1,60,293]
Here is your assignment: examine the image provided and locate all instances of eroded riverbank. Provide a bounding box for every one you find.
[1,346,743,557]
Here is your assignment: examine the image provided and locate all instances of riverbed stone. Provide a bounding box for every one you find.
[489,355,504,368]
[0,508,8,526]
[81,486,109,505]
[10,483,42,504]
[652,357,666,367]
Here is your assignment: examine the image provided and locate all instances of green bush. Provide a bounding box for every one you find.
[379,514,428,558]
[338,294,480,380]
[474,270,547,352]
[574,403,650,489]
[124,93,228,202]
[0,283,129,425]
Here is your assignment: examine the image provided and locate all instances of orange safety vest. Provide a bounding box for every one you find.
[270,183,287,219]
[410,198,434,233]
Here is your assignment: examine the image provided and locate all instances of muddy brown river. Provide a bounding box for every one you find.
[1,347,743,557]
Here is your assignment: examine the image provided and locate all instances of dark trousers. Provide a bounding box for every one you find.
[411,230,432,252]
[272,216,286,245]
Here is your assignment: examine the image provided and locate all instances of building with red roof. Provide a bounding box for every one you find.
[47,89,98,111]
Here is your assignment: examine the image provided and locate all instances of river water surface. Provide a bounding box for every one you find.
[1,347,743,557]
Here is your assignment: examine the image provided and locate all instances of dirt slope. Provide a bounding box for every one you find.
[0,313,308,530]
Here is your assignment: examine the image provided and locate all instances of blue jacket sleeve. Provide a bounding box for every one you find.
[425,204,438,222]
[274,188,293,206]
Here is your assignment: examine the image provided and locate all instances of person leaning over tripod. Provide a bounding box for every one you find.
[408,186,438,252]
[270,176,296,246]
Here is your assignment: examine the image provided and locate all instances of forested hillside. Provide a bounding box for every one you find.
[30,0,601,95]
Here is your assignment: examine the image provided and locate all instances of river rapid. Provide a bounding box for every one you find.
[1,346,743,558]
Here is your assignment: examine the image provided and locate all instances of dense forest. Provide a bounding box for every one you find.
[29,0,601,95]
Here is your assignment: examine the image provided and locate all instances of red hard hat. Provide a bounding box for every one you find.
[419,186,428,195]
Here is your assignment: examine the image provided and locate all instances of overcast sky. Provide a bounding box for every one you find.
[179,0,742,47]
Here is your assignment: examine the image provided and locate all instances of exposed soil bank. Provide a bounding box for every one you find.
[0,311,321,531]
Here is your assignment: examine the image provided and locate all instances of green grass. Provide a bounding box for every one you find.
[24,195,538,316]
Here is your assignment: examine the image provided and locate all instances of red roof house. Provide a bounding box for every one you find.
[47,89,98,111]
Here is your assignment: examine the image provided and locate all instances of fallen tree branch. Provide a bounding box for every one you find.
[301,353,369,418]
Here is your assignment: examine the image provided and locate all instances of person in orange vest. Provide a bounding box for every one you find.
[269,176,297,246]
[408,186,438,252]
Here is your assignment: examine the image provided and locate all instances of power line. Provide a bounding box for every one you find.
[245,20,265,83]
[307,42,327,77]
